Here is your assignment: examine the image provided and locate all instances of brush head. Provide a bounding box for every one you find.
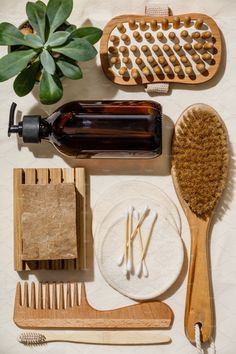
[172,104,229,219]
[18,332,46,345]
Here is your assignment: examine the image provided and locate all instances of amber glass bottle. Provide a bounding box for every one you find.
[8,100,162,158]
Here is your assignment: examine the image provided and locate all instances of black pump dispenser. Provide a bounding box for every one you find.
[8,102,50,143]
[8,100,162,159]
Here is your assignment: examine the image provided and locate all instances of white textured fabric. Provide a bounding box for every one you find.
[194,323,216,354]
[145,1,170,94]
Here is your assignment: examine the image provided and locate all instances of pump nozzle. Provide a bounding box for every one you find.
[8,102,19,137]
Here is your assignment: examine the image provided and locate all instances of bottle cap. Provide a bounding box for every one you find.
[8,102,49,143]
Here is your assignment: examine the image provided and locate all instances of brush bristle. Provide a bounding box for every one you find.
[18,332,46,345]
[172,105,229,219]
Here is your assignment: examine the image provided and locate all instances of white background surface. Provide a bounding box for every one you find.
[0,0,236,353]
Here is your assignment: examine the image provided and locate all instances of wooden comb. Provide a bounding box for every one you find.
[14,282,173,329]
[100,14,221,86]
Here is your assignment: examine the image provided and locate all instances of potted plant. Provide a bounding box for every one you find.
[0,0,102,104]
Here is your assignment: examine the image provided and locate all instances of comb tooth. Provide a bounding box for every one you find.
[168,31,176,41]
[195,18,203,29]
[192,31,200,39]
[122,56,131,64]
[196,63,206,72]
[15,282,22,306]
[158,55,166,66]
[121,33,130,44]
[163,65,171,74]
[173,44,181,52]
[130,45,138,53]
[203,42,214,50]
[108,46,118,54]
[140,20,147,31]
[119,46,128,55]
[169,55,177,64]
[38,282,43,309]
[142,66,150,77]
[110,35,119,44]
[184,43,192,51]
[161,18,169,30]
[153,65,161,74]
[73,282,79,307]
[163,44,171,53]
[144,32,152,41]
[135,57,143,66]
[141,45,149,53]
[173,16,180,29]
[52,282,57,309]
[181,30,188,38]
[157,31,164,41]
[185,66,193,75]
[117,23,126,33]
[174,65,182,74]
[131,68,139,79]
[180,55,188,64]
[45,282,50,309]
[201,31,211,39]
[192,53,200,62]
[184,16,191,27]
[128,19,136,30]
[202,53,212,61]
[59,282,64,309]
[66,282,72,308]
[133,31,141,40]
[194,42,203,50]
[110,56,120,65]
[23,282,29,307]
[150,20,157,31]
[30,282,36,309]
[147,55,155,64]
[119,67,128,76]
[152,44,160,54]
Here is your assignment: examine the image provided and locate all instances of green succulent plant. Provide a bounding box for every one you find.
[0,0,102,104]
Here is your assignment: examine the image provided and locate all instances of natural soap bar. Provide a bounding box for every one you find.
[21,183,77,260]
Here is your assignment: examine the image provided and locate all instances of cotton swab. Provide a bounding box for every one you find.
[123,208,130,275]
[126,206,134,272]
[129,206,150,242]
[133,210,149,277]
[136,212,158,276]
[117,210,129,266]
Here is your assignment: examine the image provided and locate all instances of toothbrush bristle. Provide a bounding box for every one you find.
[18,332,46,345]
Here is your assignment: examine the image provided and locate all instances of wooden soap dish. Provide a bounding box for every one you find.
[100,13,221,86]
[13,168,87,271]
[14,282,173,329]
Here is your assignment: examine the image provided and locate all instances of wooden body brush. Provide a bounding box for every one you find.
[171,104,229,344]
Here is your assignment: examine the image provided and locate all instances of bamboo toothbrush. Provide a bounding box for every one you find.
[171,103,229,344]
[18,331,171,345]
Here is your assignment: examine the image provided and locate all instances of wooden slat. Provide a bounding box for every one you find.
[75,168,87,270]
[24,169,38,270]
[62,168,76,270]
[37,169,50,270]
[13,169,24,271]
[49,168,63,270]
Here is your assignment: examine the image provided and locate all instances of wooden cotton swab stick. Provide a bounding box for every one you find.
[133,210,149,277]
[126,206,134,272]
[130,206,150,241]
[117,210,129,266]
[136,212,158,276]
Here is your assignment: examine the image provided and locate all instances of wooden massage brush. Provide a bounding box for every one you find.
[100,14,221,87]
[171,104,229,344]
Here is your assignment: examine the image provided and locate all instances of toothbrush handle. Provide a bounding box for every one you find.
[185,215,213,344]
[45,330,171,344]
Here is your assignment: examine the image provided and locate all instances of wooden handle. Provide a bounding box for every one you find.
[184,215,213,343]
[46,330,171,345]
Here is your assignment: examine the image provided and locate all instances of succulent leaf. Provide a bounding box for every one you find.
[24,34,43,48]
[40,49,56,74]
[39,69,63,104]
[0,22,26,45]
[26,1,47,42]
[46,31,70,47]
[46,0,73,35]
[0,49,37,82]
[69,27,103,44]
[53,38,97,61]
[13,61,40,96]
[57,60,82,79]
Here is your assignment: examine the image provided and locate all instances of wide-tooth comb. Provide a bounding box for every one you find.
[14,282,173,329]
[100,13,221,86]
